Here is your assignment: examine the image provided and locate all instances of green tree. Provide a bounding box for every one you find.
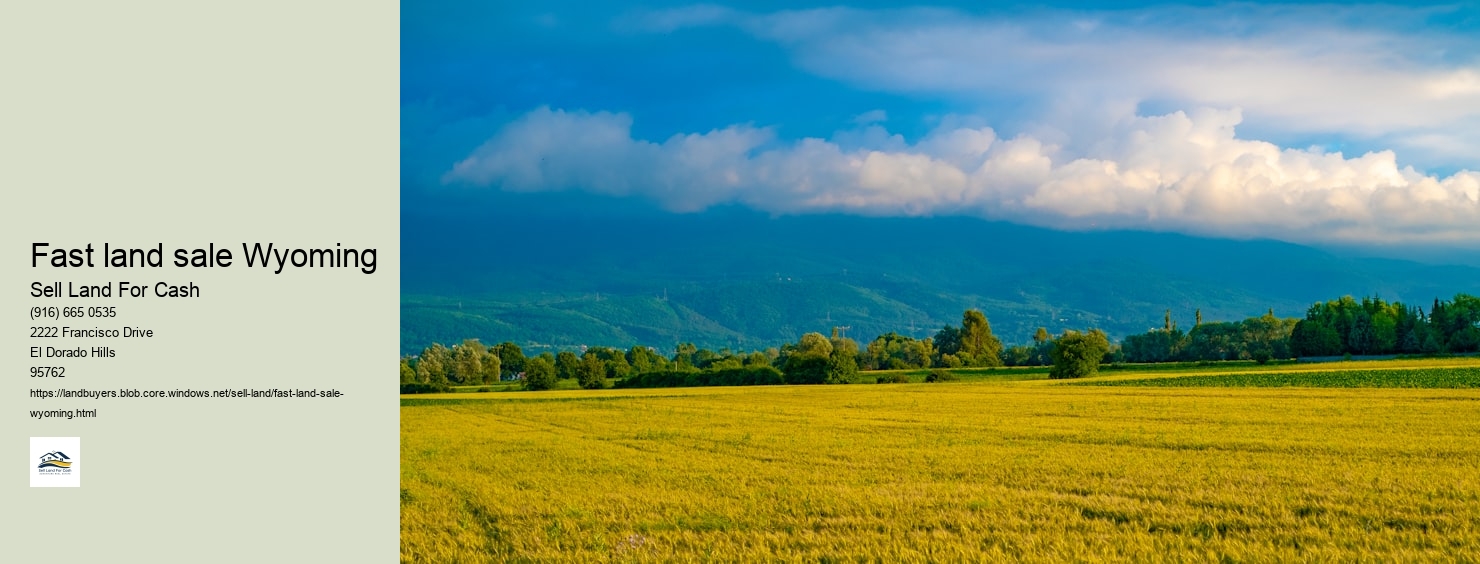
[706,354,744,371]
[932,325,961,360]
[1451,327,1480,353]
[1122,327,1186,363]
[1186,322,1239,361]
[586,347,632,379]
[399,356,416,385]
[744,351,771,367]
[825,337,860,384]
[1448,294,1480,340]
[495,341,526,378]
[692,347,722,369]
[523,356,557,391]
[555,351,580,380]
[450,339,484,384]
[1349,311,1375,355]
[865,332,932,370]
[797,332,834,357]
[1240,311,1293,360]
[1401,329,1421,354]
[577,354,608,389]
[1372,311,1398,354]
[1003,345,1033,366]
[673,342,699,370]
[1291,320,1341,357]
[1049,329,1110,379]
[908,338,936,368]
[783,354,829,384]
[416,343,451,387]
[958,309,1003,367]
[627,345,666,373]
[1033,327,1050,345]
[1422,332,1442,353]
[781,332,835,384]
[479,347,502,384]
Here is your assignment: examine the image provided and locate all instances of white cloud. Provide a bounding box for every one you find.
[444,107,773,211]
[445,107,1480,244]
[633,4,1480,170]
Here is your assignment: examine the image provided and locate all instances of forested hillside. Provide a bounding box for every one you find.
[403,211,1480,355]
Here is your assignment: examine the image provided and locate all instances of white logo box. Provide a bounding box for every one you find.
[30,437,80,488]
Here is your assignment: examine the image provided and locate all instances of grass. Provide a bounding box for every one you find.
[1083,366,1480,388]
[401,358,1480,561]
[1070,357,1480,386]
[868,365,1049,383]
[444,379,585,394]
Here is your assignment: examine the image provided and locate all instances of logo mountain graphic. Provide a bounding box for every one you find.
[38,451,71,469]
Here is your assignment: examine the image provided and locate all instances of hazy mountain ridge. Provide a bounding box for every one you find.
[402,211,1480,355]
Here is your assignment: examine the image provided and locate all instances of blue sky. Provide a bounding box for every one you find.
[404,1,1480,250]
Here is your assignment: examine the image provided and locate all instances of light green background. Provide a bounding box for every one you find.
[2,2,399,561]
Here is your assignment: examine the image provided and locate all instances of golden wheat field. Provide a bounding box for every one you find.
[401,360,1480,562]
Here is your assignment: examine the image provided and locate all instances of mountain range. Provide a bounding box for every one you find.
[402,206,1480,356]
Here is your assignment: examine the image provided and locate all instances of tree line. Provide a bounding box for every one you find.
[1290,294,1480,356]
[400,309,1114,392]
[1117,294,1480,363]
[400,293,1479,392]
[1120,309,1297,364]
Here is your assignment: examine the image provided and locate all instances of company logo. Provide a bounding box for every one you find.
[30,437,81,487]
[38,451,72,470]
